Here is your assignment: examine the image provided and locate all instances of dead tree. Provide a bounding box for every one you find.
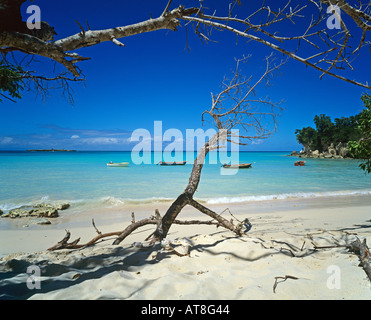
[49,55,281,250]
[1,0,370,99]
[48,211,221,250]
[150,54,285,243]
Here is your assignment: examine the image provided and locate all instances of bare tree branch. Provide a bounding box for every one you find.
[48,214,220,250]
[1,1,370,89]
[1,52,85,103]
[0,5,198,77]
[181,7,370,88]
[150,54,284,243]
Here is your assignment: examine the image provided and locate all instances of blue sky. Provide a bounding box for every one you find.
[0,0,370,151]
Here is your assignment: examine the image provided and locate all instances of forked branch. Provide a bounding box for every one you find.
[47,210,228,251]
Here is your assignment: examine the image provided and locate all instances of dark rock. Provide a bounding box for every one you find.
[323,152,333,158]
[2,202,70,219]
[28,218,51,225]
[339,143,349,157]
[56,203,70,211]
[3,206,34,218]
[296,141,352,159]
[36,203,70,211]
[328,143,336,156]
[310,150,320,158]
[32,207,58,218]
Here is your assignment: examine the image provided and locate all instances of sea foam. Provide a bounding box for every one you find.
[204,189,371,204]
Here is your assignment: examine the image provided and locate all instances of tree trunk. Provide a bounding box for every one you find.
[151,141,209,241]
[151,131,242,242]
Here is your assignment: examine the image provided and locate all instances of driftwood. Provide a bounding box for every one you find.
[48,209,237,251]
[351,238,371,282]
[270,234,370,293]
[314,237,371,282]
[273,275,299,294]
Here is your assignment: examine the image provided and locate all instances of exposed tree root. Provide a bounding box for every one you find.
[47,209,244,251]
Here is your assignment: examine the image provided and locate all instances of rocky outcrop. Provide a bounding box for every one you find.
[290,142,350,159]
[28,218,52,225]
[1,203,70,219]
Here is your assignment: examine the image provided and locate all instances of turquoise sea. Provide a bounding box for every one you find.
[0,151,371,213]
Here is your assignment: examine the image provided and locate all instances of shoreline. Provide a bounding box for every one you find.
[1,194,370,299]
[1,188,371,220]
[0,193,370,254]
[1,192,371,233]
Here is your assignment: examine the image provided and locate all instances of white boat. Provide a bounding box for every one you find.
[107,162,129,167]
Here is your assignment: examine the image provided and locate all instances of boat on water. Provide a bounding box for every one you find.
[222,163,252,169]
[157,161,187,166]
[294,161,306,166]
[107,162,129,167]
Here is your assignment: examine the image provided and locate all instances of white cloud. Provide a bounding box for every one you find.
[251,139,264,145]
[0,137,14,145]
[78,137,130,145]
[71,135,80,139]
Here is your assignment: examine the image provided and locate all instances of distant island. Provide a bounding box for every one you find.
[26,149,77,152]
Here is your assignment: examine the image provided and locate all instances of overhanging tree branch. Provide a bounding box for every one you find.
[181,8,370,88]
[0,1,370,91]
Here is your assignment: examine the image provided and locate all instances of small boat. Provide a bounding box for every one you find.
[294,161,306,166]
[157,161,187,166]
[107,162,129,167]
[222,163,252,169]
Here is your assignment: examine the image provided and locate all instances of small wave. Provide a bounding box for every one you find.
[0,196,85,213]
[0,202,20,212]
[204,190,371,204]
[100,196,126,207]
[2,190,370,213]
[66,196,175,210]
[98,196,174,207]
[0,196,53,212]
[125,197,174,205]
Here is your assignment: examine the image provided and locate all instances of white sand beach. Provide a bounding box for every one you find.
[0,196,370,300]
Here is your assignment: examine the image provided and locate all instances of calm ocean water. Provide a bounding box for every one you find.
[0,151,371,213]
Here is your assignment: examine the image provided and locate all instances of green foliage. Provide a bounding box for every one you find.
[333,115,360,143]
[294,94,371,173]
[0,62,24,102]
[295,103,364,154]
[348,93,371,174]
[313,114,335,151]
[295,94,371,174]
[294,126,317,151]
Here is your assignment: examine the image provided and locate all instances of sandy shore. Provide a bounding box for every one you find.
[0,195,370,300]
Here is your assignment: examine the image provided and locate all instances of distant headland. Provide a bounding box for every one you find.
[26,149,77,152]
